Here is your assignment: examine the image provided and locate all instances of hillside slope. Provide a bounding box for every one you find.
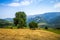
[0,29,60,40]
[0,19,12,28]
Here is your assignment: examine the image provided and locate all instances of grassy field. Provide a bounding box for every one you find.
[0,29,60,40]
[45,28,60,34]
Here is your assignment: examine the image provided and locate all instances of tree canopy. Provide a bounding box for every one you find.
[14,12,27,28]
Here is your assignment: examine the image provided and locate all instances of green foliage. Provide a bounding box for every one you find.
[0,19,12,28]
[4,26,12,29]
[13,18,18,26]
[42,28,60,34]
[14,12,27,28]
[45,26,48,29]
[46,28,60,34]
[29,21,38,29]
[56,28,60,29]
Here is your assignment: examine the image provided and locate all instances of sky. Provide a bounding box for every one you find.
[0,0,60,19]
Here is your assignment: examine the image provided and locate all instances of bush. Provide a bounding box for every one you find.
[29,21,38,30]
[56,28,60,30]
[45,26,48,29]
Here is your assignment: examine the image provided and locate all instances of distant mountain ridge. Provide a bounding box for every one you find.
[41,12,60,22]
[0,19,12,28]
[3,12,60,24]
[4,18,13,22]
[27,12,60,23]
[1,12,60,28]
[27,12,60,28]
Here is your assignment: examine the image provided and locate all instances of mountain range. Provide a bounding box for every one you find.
[4,18,13,22]
[27,12,60,23]
[27,12,60,28]
[0,19,12,28]
[1,12,60,28]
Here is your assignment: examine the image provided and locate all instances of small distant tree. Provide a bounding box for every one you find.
[56,27,60,30]
[29,21,38,30]
[45,26,48,29]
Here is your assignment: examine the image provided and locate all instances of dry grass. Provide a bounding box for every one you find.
[0,29,60,40]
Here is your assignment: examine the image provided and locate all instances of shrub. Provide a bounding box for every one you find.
[29,21,38,30]
[45,26,48,29]
[56,28,60,30]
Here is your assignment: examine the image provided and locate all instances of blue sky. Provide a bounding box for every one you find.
[0,0,60,18]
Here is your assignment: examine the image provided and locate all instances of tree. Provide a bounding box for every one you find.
[14,12,27,28]
[45,26,48,29]
[29,21,38,30]
[13,18,18,26]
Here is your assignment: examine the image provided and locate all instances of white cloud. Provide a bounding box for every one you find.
[31,0,43,3]
[1,0,32,7]
[13,0,19,2]
[20,1,31,6]
[54,3,60,8]
[1,0,43,7]
[7,3,20,6]
[7,1,31,7]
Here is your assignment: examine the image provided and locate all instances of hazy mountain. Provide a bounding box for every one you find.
[0,19,12,28]
[3,12,60,24]
[2,12,60,28]
[27,12,60,28]
[49,16,60,28]
[41,12,60,23]
[27,12,60,22]
[4,18,13,22]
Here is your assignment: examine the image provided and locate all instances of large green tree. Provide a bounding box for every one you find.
[14,12,27,28]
